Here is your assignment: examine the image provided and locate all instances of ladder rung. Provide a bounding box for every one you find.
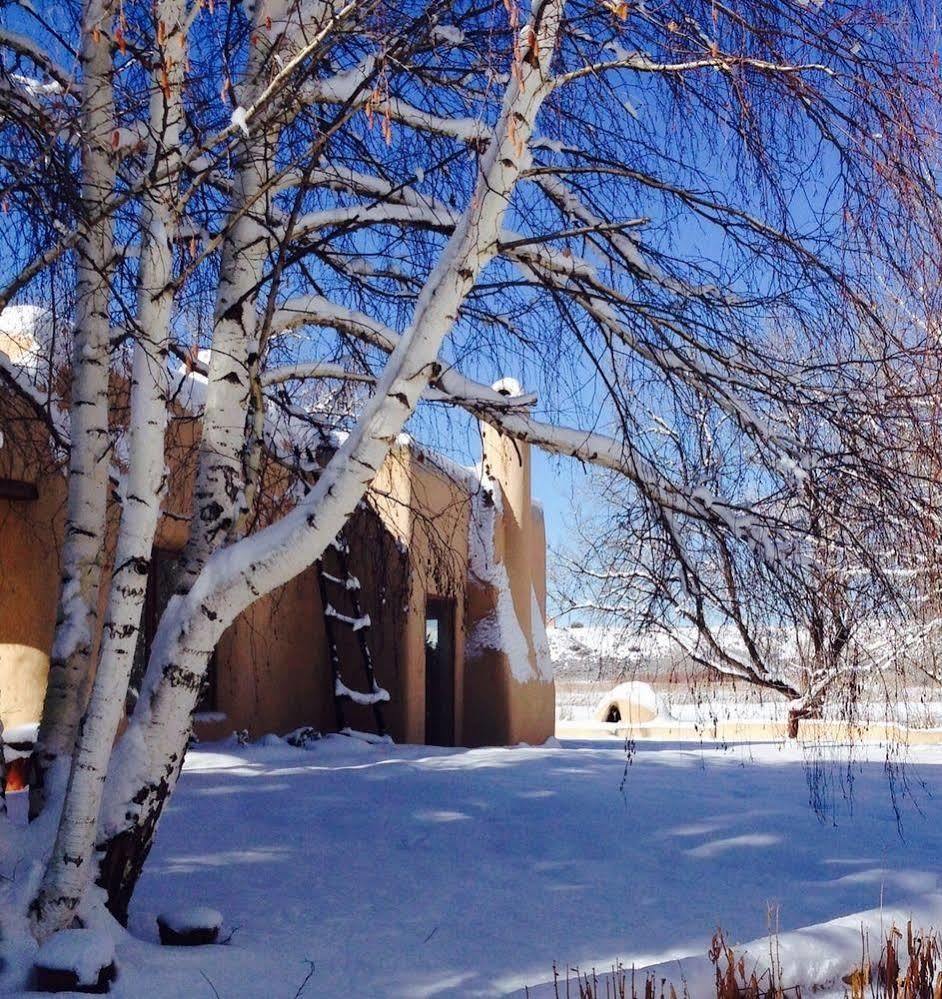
[321,571,361,591]
[335,678,390,705]
[324,605,371,631]
[318,528,386,737]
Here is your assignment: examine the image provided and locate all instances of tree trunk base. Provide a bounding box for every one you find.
[96,827,152,927]
[96,768,178,925]
[787,711,800,739]
[788,705,823,739]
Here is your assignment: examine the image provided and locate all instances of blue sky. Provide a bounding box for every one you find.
[532,448,575,552]
[3,0,892,601]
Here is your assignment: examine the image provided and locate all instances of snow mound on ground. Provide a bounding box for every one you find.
[158,906,223,934]
[517,892,942,998]
[594,681,671,724]
[284,726,321,748]
[36,929,115,985]
[340,728,394,746]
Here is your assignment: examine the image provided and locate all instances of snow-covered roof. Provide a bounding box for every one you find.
[397,433,483,493]
[0,304,67,373]
[0,305,71,444]
[0,309,541,526]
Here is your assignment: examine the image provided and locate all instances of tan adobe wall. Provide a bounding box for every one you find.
[0,384,554,749]
[371,446,471,744]
[463,406,555,748]
[0,394,67,728]
[202,510,406,742]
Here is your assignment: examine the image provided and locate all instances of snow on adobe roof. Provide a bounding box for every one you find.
[397,433,483,492]
[0,305,71,444]
[0,309,545,531]
[0,304,66,373]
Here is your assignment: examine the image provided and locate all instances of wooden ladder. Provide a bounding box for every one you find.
[316,531,388,736]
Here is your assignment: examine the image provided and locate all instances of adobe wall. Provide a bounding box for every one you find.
[210,446,469,745]
[189,460,412,742]
[463,395,555,747]
[372,446,471,745]
[0,409,459,746]
[462,497,554,747]
[0,394,66,729]
[0,376,552,750]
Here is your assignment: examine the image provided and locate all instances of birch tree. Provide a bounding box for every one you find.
[28,0,189,931]
[27,0,118,816]
[0,0,938,941]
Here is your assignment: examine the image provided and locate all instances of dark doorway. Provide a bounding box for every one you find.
[133,549,217,713]
[424,597,455,746]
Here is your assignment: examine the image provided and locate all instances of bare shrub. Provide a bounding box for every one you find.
[842,921,942,999]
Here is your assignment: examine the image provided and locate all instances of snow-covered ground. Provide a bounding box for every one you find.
[4,735,942,996]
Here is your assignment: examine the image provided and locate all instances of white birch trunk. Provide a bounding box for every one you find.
[96,0,564,919]
[30,0,118,817]
[179,149,273,578]
[178,0,296,585]
[29,0,187,937]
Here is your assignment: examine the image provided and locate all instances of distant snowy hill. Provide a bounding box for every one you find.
[547,624,686,683]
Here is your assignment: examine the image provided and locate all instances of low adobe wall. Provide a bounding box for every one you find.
[557,718,942,745]
[0,396,67,729]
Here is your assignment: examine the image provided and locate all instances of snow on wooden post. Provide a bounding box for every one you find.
[33,929,117,994]
[480,377,534,661]
[156,906,223,947]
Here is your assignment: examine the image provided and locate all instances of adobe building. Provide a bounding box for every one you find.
[0,312,554,755]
